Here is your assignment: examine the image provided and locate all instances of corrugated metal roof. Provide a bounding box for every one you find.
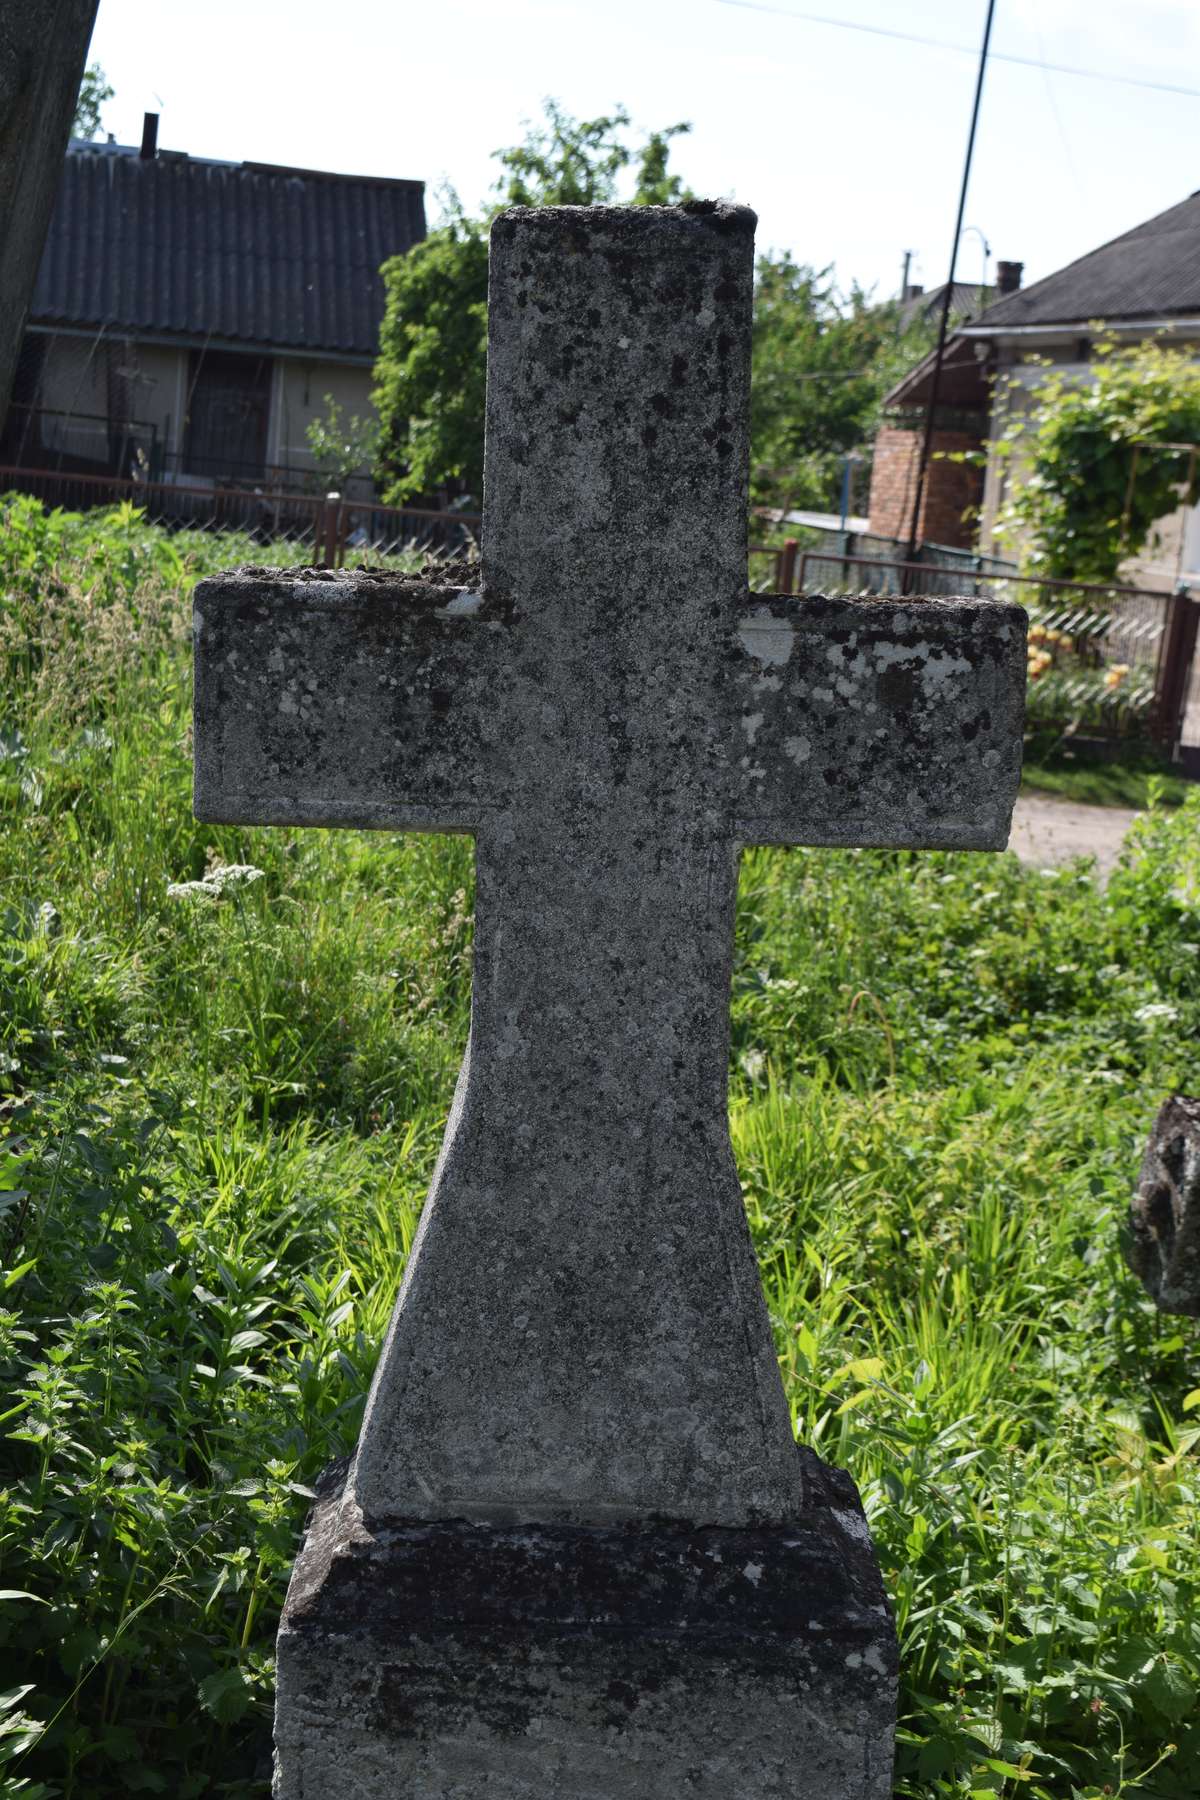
[974,191,1200,331]
[898,280,995,333]
[29,140,426,358]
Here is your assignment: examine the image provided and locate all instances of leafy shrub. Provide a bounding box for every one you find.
[993,340,1200,583]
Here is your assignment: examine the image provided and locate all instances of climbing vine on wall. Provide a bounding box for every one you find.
[994,339,1200,583]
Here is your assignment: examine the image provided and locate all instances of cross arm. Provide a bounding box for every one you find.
[193,570,514,831]
[730,594,1027,849]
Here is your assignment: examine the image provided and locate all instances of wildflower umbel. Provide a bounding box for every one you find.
[167,863,265,902]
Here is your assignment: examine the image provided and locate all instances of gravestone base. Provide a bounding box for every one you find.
[273,1450,896,1800]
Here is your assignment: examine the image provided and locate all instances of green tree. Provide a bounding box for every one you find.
[749,257,933,516]
[994,338,1200,582]
[372,102,693,505]
[72,61,112,141]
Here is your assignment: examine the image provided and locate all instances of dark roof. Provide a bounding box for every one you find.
[882,333,988,411]
[29,139,426,358]
[972,190,1200,330]
[897,279,995,332]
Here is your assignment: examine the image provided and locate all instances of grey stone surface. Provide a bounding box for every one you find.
[193,202,1026,1796]
[1125,1095,1200,1315]
[0,1,99,425]
[273,1450,896,1800]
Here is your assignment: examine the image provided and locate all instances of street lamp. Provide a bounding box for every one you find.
[840,450,864,531]
[959,224,991,314]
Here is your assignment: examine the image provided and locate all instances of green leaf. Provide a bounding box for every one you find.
[827,1356,885,1387]
[994,1659,1032,1693]
[0,1590,48,1604]
[1144,1657,1195,1723]
[835,1388,877,1416]
[198,1666,252,1724]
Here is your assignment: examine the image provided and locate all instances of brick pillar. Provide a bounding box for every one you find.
[867,424,984,550]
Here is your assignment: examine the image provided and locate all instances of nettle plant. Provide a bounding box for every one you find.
[993,338,1200,584]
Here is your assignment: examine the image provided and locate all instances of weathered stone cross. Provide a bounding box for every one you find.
[195,204,1024,1798]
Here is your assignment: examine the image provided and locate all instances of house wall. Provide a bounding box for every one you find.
[867,423,983,550]
[270,358,377,487]
[16,333,380,492]
[30,331,187,470]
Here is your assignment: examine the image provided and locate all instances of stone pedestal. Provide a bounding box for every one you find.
[274,1450,896,1800]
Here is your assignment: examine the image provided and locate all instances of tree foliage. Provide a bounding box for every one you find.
[995,339,1200,582]
[372,102,692,504]
[749,259,933,514]
[373,100,919,515]
[72,62,112,141]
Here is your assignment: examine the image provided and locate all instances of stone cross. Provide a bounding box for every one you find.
[194,204,1025,1799]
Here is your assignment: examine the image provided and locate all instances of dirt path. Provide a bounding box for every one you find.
[1008,792,1140,881]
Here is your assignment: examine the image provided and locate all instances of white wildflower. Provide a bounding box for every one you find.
[166,864,265,903]
[167,879,220,902]
[1134,1002,1178,1024]
[205,863,265,894]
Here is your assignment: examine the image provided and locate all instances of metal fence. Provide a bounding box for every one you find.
[0,403,379,502]
[0,465,479,562]
[750,531,1016,595]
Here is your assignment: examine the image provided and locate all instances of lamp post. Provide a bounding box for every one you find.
[959,224,991,314]
[839,450,864,531]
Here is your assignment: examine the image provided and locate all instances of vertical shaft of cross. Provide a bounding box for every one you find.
[349,204,805,1528]
[481,203,752,643]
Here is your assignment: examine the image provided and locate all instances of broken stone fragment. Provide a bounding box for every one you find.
[1124,1095,1200,1316]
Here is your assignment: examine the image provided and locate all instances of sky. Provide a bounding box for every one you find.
[86,0,1200,303]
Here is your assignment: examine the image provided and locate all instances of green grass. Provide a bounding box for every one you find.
[1021,755,1194,811]
[1,494,1198,1799]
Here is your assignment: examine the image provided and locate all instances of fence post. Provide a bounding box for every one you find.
[317,490,341,569]
[1154,588,1200,756]
[777,537,798,594]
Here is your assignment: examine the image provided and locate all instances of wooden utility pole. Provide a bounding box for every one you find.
[0,0,100,433]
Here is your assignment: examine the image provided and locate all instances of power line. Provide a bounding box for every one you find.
[906,0,996,570]
[715,0,1200,102]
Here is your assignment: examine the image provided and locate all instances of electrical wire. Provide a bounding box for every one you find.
[715,0,1200,103]
[905,0,996,566]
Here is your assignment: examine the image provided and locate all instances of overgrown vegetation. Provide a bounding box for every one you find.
[303,398,380,494]
[994,341,1200,583]
[1,496,1198,1799]
[1019,753,1191,812]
